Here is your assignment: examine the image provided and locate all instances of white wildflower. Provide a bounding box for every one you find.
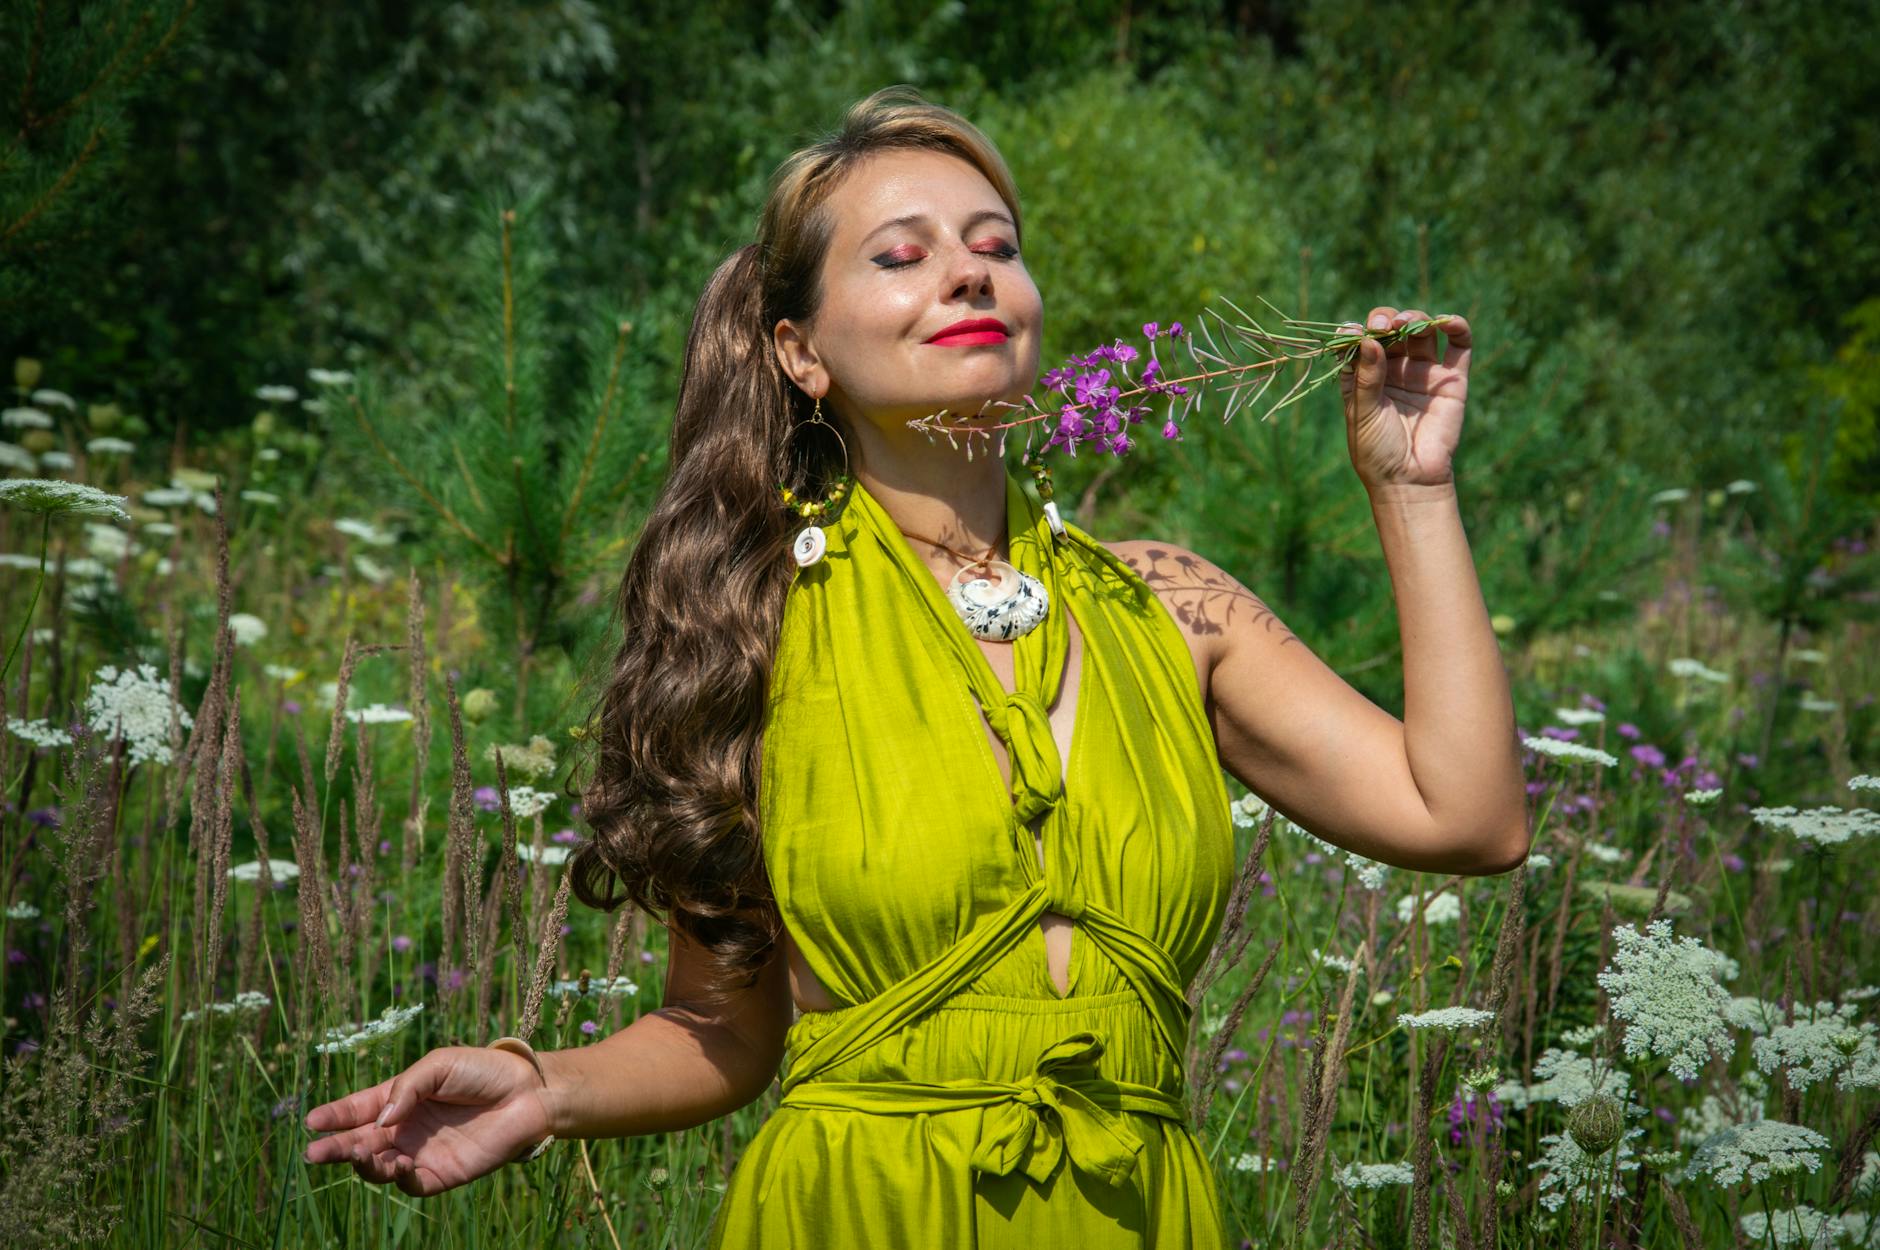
[1398,1006,1496,1031]
[0,442,36,471]
[1561,1024,1603,1049]
[263,663,304,683]
[1585,842,1627,864]
[307,367,355,387]
[353,554,391,584]
[84,521,132,562]
[1552,707,1606,726]
[1725,479,1759,495]
[1750,805,1880,846]
[2,407,54,429]
[1525,1045,1632,1109]
[180,989,271,1024]
[1849,774,1880,793]
[1791,648,1826,664]
[548,975,638,999]
[1369,990,1394,1008]
[5,901,40,920]
[1526,852,1553,869]
[84,663,191,765]
[1523,736,1620,767]
[0,478,131,520]
[1596,919,1736,1081]
[228,858,300,884]
[515,842,570,865]
[7,718,74,749]
[142,520,176,537]
[344,703,413,725]
[29,389,75,411]
[484,734,559,781]
[257,446,281,461]
[1308,947,1361,976]
[1737,1205,1844,1250]
[1530,1123,1643,1211]
[1682,1091,1764,1143]
[141,487,193,508]
[1843,985,1880,1003]
[1667,656,1731,683]
[503,786,556,819]
[255,384,298,404]
[315,1001,424,1054]
[86,436,135,455]
[37,450,74,470]
[333,517,397,546]
[1396,890,1461,926]
[1230,1152,1281,1174]
[315,680,338,708]
[1685,788,1723,806]
[1681,1119,1830,1187]
[240,489,281,506]
[227,613,268,647]
[1751,1002,1870,1089]
[1798,696,1838,713]
[1723,996,1787,1035]
[1649,488,1690,505]
[1333,1161,1414,1190]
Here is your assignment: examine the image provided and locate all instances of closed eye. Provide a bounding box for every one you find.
[877,245,1020,270]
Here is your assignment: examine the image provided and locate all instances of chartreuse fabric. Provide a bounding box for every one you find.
[708,464,1237,1247]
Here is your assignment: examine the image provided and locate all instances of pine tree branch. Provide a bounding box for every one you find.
[344,392,509,567]
[558,318,632,547]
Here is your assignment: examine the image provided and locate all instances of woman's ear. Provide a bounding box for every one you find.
[772,318,823,396]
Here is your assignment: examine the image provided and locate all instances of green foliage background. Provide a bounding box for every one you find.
[7,0,1875,719]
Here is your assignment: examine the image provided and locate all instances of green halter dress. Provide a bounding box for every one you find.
[707,464,1238,1247]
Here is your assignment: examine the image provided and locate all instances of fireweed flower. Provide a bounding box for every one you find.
[1749,804,1880,846]
[1596,919,1737,1081]
[84,663,192,766]
[1678,1119,1831,1187]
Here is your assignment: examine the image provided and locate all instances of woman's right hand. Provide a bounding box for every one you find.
[302,1045,553,1197]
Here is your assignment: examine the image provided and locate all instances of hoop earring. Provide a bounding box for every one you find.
[777,394,856,568]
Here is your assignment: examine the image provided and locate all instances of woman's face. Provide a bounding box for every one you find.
[774,148,1042,443]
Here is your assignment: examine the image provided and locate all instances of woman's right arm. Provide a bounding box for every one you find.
[536,923,794,1138]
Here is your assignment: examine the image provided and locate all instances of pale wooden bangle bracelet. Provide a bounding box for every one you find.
[488,1035,557,1163]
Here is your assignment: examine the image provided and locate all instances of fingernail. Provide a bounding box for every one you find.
[377,1102,393,1128]
[1368,314,1389,330]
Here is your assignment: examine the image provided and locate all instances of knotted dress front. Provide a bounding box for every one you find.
[707,465,1237,1247]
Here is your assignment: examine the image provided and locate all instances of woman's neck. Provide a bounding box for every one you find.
[842,411,1011,563]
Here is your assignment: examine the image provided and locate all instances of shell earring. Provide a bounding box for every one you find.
[776,394,854,568]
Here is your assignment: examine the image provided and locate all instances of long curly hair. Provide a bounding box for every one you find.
[567,86,1025,993]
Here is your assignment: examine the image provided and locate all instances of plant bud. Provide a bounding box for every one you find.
[1463,1063,1500,1092]
[21,429,55,454]
[1832,1028,1865,1057]
[123,415,149,437]
[88,402,122,432]
[462,688,498,723]
[14,358,41,390]
[646,1166,670,1191]
[254,410,277,438]
[1494,1179,1514,1200]
[1566,1092,1625,1155]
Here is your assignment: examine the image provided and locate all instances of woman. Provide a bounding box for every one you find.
[302,85,1529,1245]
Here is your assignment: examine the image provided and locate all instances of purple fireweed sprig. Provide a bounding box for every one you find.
[905,293,1448,461]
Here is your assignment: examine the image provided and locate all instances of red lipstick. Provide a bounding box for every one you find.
[925,317,1010,347]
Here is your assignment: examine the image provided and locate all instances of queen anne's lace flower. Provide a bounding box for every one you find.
[1523,736,1620,767]
[1680,1119,1830,1187]
[1683,1091,1765,1143]
[1667,657,1730,684]
[228,858,300,884]
[1737,1205,1846,1249]
[1530,1122,1644,1211]
[180,989,271,1024]
[333,516,397,546]
[5,901,40,920]
[1231,1152,1281,1173]
[1849,775,1880,793]
[514,842,570,865]
[502,786,556,819]
[1552,707,1606,726]
[1333,1161,1414,1189]
[1751,1002,1871,1090]
[0,478,131,520]
[7,717,74,749]
[1685,788,1723,806]
[84,663,192,766]
[547,976,638,999]
[1596,919,1736,1081]
[315,1001,424,1054]
[345,703,413,725]
[1397,890,1461,925]
[1749,805,1880,846]
[1723,995,1787,1035]
[1398,1006,1496,1031]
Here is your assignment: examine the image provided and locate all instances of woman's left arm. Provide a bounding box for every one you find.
[1121,306,1528,877]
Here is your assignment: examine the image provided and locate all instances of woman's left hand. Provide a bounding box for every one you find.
[1336,306,1471,493]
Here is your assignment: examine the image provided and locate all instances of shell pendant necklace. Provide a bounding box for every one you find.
[900,525,1050,643]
